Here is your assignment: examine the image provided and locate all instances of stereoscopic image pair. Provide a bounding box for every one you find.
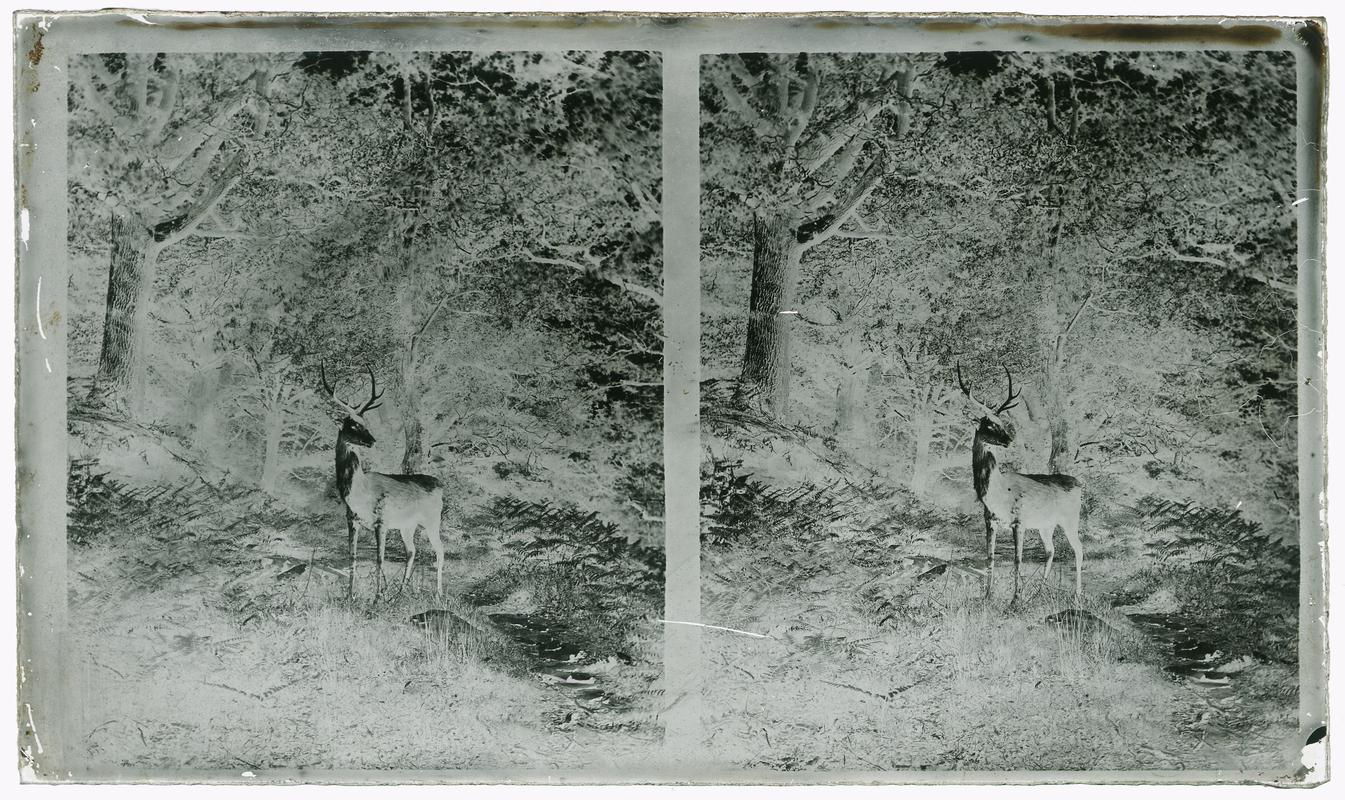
[36,32,1316,780]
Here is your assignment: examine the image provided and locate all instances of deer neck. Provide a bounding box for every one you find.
[334,435,374,524]
[972,433,1002,503]
[335,435,360,498]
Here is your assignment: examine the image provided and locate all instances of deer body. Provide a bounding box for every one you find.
[972,422,1083,602]
[325,367,446,599]
[960,365,1084,604]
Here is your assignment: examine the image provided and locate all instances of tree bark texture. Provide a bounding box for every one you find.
[738,210,802,414]
[1039,186,1075,475]
[88,210,158,413]
[1048,414,1074,475]
[399,337,426,474]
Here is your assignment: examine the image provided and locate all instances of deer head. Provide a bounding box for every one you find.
[956,363,1021,448]
[320,363,384,448]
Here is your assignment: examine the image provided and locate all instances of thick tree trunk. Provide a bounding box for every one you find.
[88,210,157,414]
[738,209,802,414]
[1048,413,1073,475]
[399,340,425,474]
[1039,185,1076,476]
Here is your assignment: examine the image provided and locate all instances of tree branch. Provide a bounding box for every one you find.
[709,64,773,138]
[144,66,181,144]
[523,250,663,307]
[801,61,910,175]
[782,64,820,152]
[797,156,886,251]
[154,151,245,248]
[160,72,258,171]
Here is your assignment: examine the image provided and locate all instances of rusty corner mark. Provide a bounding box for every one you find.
[1004,21,1284,47]
[26,29,44,68]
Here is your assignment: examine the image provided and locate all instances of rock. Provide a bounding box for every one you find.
[916,563,948,582]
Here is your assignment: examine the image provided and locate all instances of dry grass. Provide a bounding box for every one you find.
[67,573,663,771]
[63,434,664,772]
[702,551,1298,773]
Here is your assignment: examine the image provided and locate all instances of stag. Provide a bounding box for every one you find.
[957,365,1083,604]
[321,365,446,599]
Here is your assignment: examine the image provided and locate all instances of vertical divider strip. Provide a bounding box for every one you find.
[660,50,704,764]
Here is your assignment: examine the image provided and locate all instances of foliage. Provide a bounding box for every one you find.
[1137,496,1299,663]
[489,496,664,652]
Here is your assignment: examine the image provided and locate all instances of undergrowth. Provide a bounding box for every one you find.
[1134,496,1299,664]
[477,495,664,656]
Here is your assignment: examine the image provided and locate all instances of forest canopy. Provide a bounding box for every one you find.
[701,50,1298,537]
[67,50,664,546]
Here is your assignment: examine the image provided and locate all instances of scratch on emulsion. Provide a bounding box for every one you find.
[658,619,769,638]
[36,273,51,372]
[24,703,43,755]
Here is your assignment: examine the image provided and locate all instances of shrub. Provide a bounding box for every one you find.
[1137,496,1298,663]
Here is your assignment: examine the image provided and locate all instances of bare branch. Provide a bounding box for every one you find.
[155,152,245,248]
[782,65,820,152]
[798,156,886,251]
[144,65,181,144]
[801,61,910,175]
[725,55,762,89]
[709,66,772,137]
[128,54,150,115]
[74,68,124,137]
[523,250,663,307]
[160,72,258,171]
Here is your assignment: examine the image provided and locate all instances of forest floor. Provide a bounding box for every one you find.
[63,419,664,773]
[700,473,1303,776]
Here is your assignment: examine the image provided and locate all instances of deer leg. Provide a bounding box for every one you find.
[373,501,387,599]
[983,508,996,600]
[1010,518,1023,607]
[427,521,445,599]
[1064,520,1084,599]
[399,527,417,594]
[1041,525,1056,583]
[346,509,359,600]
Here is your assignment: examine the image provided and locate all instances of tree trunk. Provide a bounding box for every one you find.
[399,340,425,474]
[832,330,871,443]
[1048,414,1073,475]
[1039,185,1075,476]
[259,381,286,494]
[909,411,933,494]
[738,209,802,414]
[834,377,856,434]
[188,359,230,454]
[88,210,157,414]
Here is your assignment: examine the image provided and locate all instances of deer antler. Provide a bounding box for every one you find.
[359,365,384,414]
[997,366,1022,414]
[320,362,383,418]
[319,361,361,418]
[957,362,1021,418]
[956,362,993,418]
